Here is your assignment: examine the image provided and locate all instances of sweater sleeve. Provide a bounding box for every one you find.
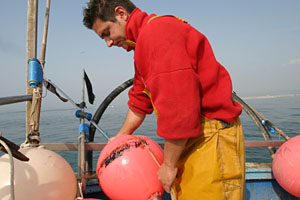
[128,67,154,115]
[147,69,202,140]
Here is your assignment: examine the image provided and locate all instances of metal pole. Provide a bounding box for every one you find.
[232,92,276,156]
[78,70,86,194]
[0,95,32,106]
[40,0,51,66]
[26,0,38,137]
[29,0,52,144]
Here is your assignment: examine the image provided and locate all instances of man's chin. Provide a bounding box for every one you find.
[125,44,135,52]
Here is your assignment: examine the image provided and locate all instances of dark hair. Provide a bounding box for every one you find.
[83,0,136,29]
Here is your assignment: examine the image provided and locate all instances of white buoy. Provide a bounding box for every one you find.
[0,147,77,200]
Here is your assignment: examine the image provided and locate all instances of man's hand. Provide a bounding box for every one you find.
[108,136,117,142]
[157,162,177,193]
[158,138,187,193]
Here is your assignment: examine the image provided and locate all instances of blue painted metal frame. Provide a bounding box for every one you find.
[245,163,300,200]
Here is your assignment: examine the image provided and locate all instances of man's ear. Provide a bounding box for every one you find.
[114,6,129,21]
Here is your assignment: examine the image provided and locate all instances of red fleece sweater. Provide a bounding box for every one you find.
[126,8,242,140]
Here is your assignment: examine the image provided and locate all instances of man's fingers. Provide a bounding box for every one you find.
[163,184,171,193]
[108,136,116,142]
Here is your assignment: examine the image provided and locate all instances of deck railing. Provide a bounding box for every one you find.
[40,140,285,151]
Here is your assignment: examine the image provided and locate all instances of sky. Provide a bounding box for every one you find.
[1,0,300,111]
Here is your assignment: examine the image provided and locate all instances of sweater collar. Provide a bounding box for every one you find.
[125,8,155,51]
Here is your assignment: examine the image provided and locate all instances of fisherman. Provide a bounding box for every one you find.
[83,0,245,199]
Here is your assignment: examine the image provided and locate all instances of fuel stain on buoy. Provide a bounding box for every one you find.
[101,139,147,168]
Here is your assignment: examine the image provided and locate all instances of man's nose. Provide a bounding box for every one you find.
[105,39,113,47]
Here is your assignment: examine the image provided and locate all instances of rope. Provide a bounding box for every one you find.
[137,136,177,200]
[29,88,39,125]
[40,43,48,99]
[76,182,84,199]
[0,134,15,200]
[77,133,85,141]
[41,62,48,99]
[22,88,41,147]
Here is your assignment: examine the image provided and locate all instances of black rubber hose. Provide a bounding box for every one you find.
[88,78,133,142]
[87,78,133,174]
[89,83,273,147]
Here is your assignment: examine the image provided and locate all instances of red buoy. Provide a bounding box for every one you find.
[96,135,164,200]
[272,135,300,197]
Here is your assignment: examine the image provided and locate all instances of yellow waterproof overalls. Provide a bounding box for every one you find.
[174,117,245,200]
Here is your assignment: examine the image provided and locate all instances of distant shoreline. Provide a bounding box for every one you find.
[242,93,300,100]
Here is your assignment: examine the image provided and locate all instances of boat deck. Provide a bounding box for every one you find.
[81,162,300,200]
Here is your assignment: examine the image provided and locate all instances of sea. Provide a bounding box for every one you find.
[1,94,300,173]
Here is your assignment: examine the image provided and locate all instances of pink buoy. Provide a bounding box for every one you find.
[272,135,300,197]
[96,135,164,200]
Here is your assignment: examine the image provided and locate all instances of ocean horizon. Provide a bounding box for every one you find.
[1,94,300,172]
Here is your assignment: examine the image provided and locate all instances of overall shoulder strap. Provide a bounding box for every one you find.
[124,15,188,48]
[147,15,188,24]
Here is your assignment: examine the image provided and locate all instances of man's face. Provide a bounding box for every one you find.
[92,15,127,49]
